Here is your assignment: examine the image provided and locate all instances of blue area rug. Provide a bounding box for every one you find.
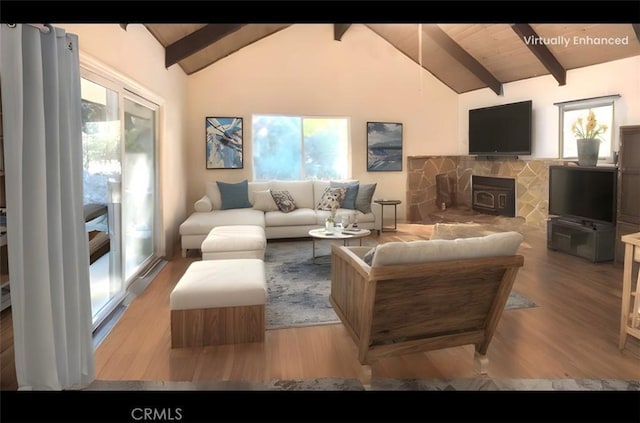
[264,239,536,329]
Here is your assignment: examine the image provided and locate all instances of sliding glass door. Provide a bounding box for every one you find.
[81,76,124,327]
[81,71,159,328]
[123,97,156,281]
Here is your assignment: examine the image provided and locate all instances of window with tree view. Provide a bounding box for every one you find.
[252,115,349,180]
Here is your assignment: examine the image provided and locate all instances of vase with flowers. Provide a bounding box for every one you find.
[325,204,337,234]
[571,109,608,167]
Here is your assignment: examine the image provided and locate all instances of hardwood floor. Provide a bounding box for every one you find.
[1,223,639,390]
[0,305,16,390]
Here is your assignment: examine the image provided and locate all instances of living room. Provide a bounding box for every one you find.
[1,17,640,419]
[55,22,640,250]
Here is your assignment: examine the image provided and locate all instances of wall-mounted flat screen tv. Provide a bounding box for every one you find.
[548,165,617,225]
[468,100,532,156]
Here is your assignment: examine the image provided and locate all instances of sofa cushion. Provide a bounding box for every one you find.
[371,231,523,267]
[194,195,213,212]
[330,181,359,210]
[271,190,297,213]
[248,181,271,204]
[313,180,330,206]
[217,180,252,210]
[265,208,317,227]
[270,180,314,209]
[315,209,375,225]
[354,210,375,224]
[179,210,265,236]
[355,183,377,213]
[205,181,223,210]
[252,189,279,212]
[316,187,347,211]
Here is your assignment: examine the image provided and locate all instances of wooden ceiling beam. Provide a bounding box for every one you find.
[633,24,640,43]
[165,24,247,68]
[511,24,566,86]
[334,24,352,41]
[423,25,503,96]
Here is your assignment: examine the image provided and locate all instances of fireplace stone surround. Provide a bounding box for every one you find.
[407,156,571,228]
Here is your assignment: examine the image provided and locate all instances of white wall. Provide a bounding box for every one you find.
[57,24,189,257]
[458,56,640,159]
[54,24,640,234]
[185,24,460,221]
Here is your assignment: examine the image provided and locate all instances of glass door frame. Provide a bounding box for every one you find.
[80,65,162,330]
[80,69,126,329]
[122,90,161,283]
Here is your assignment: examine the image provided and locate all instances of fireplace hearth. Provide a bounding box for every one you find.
[471,175,516,217]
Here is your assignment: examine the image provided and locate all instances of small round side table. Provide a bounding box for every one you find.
[374,199,402,232]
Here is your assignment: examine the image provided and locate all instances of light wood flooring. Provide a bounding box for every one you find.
[1,223,639,390]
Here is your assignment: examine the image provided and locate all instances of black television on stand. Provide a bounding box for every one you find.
[548,165,617,226]
[547,165,617,263]
[468,100,532,159]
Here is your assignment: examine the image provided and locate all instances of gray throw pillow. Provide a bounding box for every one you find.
[216,180,252,210]
[355,183,377,214]
[330,181,359,210]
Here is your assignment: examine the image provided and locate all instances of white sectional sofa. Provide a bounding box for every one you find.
[179,179,381,256]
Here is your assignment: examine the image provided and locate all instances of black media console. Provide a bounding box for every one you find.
[547,217,615,263]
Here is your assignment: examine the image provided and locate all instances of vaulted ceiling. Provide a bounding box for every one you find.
[134,23,640,95]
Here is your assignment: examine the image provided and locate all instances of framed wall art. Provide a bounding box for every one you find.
[205,116,243,169]
[367,121,403,171]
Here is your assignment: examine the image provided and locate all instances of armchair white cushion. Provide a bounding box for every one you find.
[371,231,523,267]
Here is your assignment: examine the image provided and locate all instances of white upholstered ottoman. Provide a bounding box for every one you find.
[170,259,267,348]
[201,225,267,260]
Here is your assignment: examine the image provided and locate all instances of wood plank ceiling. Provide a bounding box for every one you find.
[138,23,640,95]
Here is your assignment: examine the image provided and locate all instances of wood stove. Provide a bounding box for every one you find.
[471,175,516,217]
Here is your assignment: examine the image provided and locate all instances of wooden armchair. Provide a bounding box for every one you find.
[329,232,524,384]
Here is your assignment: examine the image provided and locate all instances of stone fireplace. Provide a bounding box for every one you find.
[471,175,516,217]
[407,156,571,228]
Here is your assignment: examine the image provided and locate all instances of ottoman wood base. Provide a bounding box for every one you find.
[171,304,265,348]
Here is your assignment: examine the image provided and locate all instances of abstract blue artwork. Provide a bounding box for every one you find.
[206,117,243,169]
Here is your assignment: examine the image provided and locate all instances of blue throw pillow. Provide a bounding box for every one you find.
[330,181,359,210]
[216,180,252,210]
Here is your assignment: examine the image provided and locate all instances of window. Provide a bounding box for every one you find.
[252,115,349,180]
[556,95,620,163]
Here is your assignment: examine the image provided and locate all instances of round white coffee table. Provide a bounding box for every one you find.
[308,227,372,260]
